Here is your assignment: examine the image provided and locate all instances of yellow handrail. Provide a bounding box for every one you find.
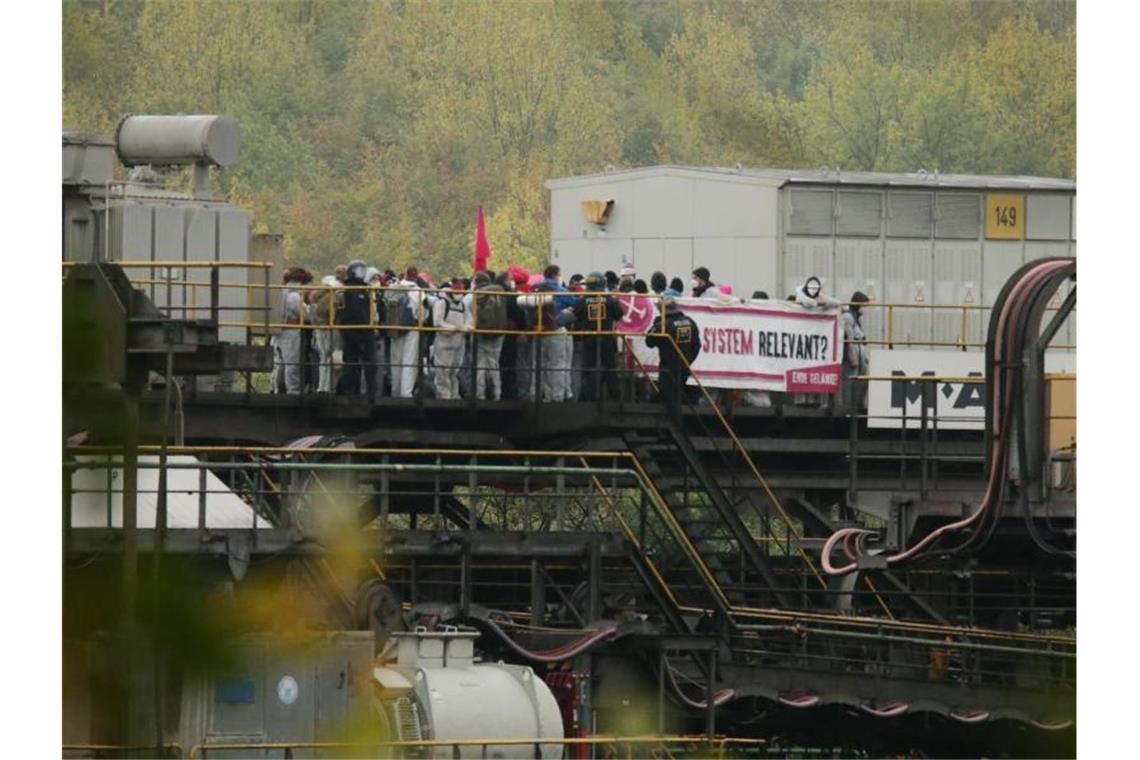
[66,444,1076,645]
[664,336,827,590]
[187,735,764,759]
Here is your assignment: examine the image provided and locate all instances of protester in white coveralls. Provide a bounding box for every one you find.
[272,267,313,394]
[431,279,471,399]
[464,270,509,400]
[388,267,430,398]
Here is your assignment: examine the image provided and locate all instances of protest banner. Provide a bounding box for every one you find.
[636,299,844,393]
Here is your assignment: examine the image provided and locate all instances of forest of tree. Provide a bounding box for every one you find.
[63,0,1075,277]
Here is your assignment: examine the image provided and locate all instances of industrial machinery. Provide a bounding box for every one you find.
[62,115,1076,759]
[374,627,564,759]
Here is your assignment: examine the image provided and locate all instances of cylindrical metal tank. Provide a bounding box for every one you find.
[411,662,564,759]
[376,629,564,759]
[115,115,240,168]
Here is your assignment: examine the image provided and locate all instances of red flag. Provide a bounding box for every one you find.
[473,205,491,272]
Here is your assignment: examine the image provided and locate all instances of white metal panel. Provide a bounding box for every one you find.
[550,179,635,240]
[835,239,884,343]
[884,241,933,345]
[783,237,835,300]
[693,237,733,288]
[218,208,250,342]
[836,191,882,237]
[69,455,269,529]
[631,175,695,238]
[786,189,834,235]
[981,241,1022,306]
[109,202,153,262]
[632,238,666,279]
[1071,196,1076,241]
[1026,194,1071,240]
[934,193,981,240]
[887,192,933,238]
[664,238,695,280]
[152,204,186,318]
[587,237,633,274]
[694,181,776,237]
[550,239,592,279]
[1024,241,1069,262]
[185,206,216,326]
[933,242,983,347]
[733,237,779,298]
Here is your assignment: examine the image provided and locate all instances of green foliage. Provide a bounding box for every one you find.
[63,0,1075,275]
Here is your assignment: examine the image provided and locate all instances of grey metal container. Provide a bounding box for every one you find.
[116,114,241,168]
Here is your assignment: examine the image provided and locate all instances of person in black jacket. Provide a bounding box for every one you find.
[645,297,701,409]
[336,259,378,397]
[569,271,623,402]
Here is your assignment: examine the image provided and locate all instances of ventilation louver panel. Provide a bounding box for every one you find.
[787,189,834,235]
[836,191,883,237]
[935,194,981,240]
[888,192,933,238]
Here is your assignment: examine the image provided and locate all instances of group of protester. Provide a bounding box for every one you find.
[270,261,870,409]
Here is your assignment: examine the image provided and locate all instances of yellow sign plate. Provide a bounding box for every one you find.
[985,194,1025,239]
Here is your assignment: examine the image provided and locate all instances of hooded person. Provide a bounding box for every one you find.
[335,259,378,397]
[430,278,471,400]
[645,296,701,409]
[843,291,872,410]
[387,266,430,398]
[272,266,313,394]
[691,267,716,299]
[790,275,841,408]
[462,269,509,400]
[794,275,840,310]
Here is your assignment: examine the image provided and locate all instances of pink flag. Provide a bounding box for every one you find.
[474,206,491,272]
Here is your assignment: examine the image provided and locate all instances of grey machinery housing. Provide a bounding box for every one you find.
[63,115,252,346]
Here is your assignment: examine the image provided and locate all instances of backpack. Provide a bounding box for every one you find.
[474,285,507,330]
[397,292,427,328]
[382,287,410,334]
[440,295,467,328]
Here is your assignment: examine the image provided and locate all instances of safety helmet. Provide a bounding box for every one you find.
[347,260,367,282]
[585,271,605,290]
[803,276,822,299]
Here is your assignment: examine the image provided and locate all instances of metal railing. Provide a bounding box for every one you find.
[64,445,1076,646]
[62,260,1075,401]
[187,734,767,759]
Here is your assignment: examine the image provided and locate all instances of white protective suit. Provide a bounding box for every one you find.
[462,288,505,401]
[313,275,339,393]
[272,283,307,394]
[431,293,470,399]
[388,279,429,398]
[517,292,572,402]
